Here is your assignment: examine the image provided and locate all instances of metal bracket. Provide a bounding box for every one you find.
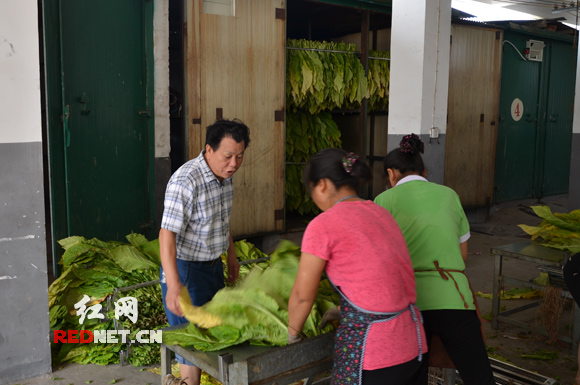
[275,8,285,20]
[218,353,234,384]
[275,110,285,122]
[275,209,284,221]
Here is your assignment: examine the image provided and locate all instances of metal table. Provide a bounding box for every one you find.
[160,325,334,385]
[490,241,578,348]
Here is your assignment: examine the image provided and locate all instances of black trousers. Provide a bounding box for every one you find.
[564,253,580,307]
[421,309,495,385]
[362,355,428,385]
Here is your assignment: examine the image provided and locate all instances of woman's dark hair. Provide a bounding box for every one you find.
[205,119,251,150]
[383,133,426,176]
[303,148,372,193]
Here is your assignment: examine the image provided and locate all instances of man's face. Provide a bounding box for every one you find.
[205,137,246,181]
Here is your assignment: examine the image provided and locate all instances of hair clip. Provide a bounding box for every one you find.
[342,152,359,174]
[399,133,421,153]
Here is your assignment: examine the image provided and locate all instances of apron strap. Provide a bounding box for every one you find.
[409,304,424,362]
[416,260,470,309]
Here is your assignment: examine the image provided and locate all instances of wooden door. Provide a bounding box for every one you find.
[445,25,502,207]
[186,0,286,237]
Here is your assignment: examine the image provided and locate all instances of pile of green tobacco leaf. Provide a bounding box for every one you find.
[286,39,390,114]
[49,233,166,366]
[285,110,342,215]
[49,237,287,366]
[284,40,390,217]
[163,240,340,351]
[223,239,271,285]
[367,50,390,112]
[518,206,580,254]
[286,39,367,114]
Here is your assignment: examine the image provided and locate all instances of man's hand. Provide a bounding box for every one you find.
[288,330,303,344]
[166,282,185,317]
[226,254,240,283]
[319,306,340,329]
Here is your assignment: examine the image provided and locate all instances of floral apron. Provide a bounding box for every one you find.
[330,284,424,385]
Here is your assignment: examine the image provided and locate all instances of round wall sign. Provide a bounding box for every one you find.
[511,98,524,122]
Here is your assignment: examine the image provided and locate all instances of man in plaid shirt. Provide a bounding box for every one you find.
[159,119,250,385]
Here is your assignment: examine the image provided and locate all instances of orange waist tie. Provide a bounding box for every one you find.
[415,260,470,309]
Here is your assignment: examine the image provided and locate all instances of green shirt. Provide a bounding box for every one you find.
[374,176,474,311]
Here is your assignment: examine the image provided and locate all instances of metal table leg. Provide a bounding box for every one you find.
[218,353,233,385]
[574,303,580,354]
[161,344,172,384]
[491,253,503,330]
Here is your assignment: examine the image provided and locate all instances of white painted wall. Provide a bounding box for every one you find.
[154,0,171,158]
[389,0,451,136]
[0,0,42,144]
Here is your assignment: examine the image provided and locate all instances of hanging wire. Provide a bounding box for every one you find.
[503,40,528,61]
[286,46,357,54]
[286,47,390,60]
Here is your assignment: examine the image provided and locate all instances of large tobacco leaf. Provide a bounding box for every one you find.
[107,244,158,272]
[163,241,338,351]
[518,206,580,254]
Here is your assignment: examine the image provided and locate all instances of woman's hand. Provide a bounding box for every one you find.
[287,329,303,344]
[288,253,327,339]
[319,306,340,329]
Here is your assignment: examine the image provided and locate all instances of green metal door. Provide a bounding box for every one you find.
[46,0,154,272]
[495,30,575,203]
[541,39,576,196]
[495,31,541,202]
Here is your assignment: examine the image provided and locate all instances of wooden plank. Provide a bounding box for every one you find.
[445,25,502,207]
[186,0,203,158]
[197,0,286,236]
[370,115,388,198]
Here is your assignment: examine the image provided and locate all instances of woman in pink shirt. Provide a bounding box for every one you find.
[288,148,427,385]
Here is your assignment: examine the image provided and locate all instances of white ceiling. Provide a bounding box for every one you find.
[452,0,580,28]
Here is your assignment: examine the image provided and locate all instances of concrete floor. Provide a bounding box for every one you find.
[8,195,577,385]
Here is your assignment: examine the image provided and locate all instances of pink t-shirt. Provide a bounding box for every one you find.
[301,200,427,370]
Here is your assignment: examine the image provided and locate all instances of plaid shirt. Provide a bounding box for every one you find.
[161,151,233,262]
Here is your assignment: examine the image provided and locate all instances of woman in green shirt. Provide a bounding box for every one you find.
[374,134,494,385]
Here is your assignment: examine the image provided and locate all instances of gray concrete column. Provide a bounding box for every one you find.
[389,0,452,184]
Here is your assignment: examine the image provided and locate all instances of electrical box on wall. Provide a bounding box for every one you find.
[526,40,545,62]
[430,127,439,139]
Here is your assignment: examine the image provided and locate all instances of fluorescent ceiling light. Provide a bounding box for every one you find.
[451,0,540,21]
